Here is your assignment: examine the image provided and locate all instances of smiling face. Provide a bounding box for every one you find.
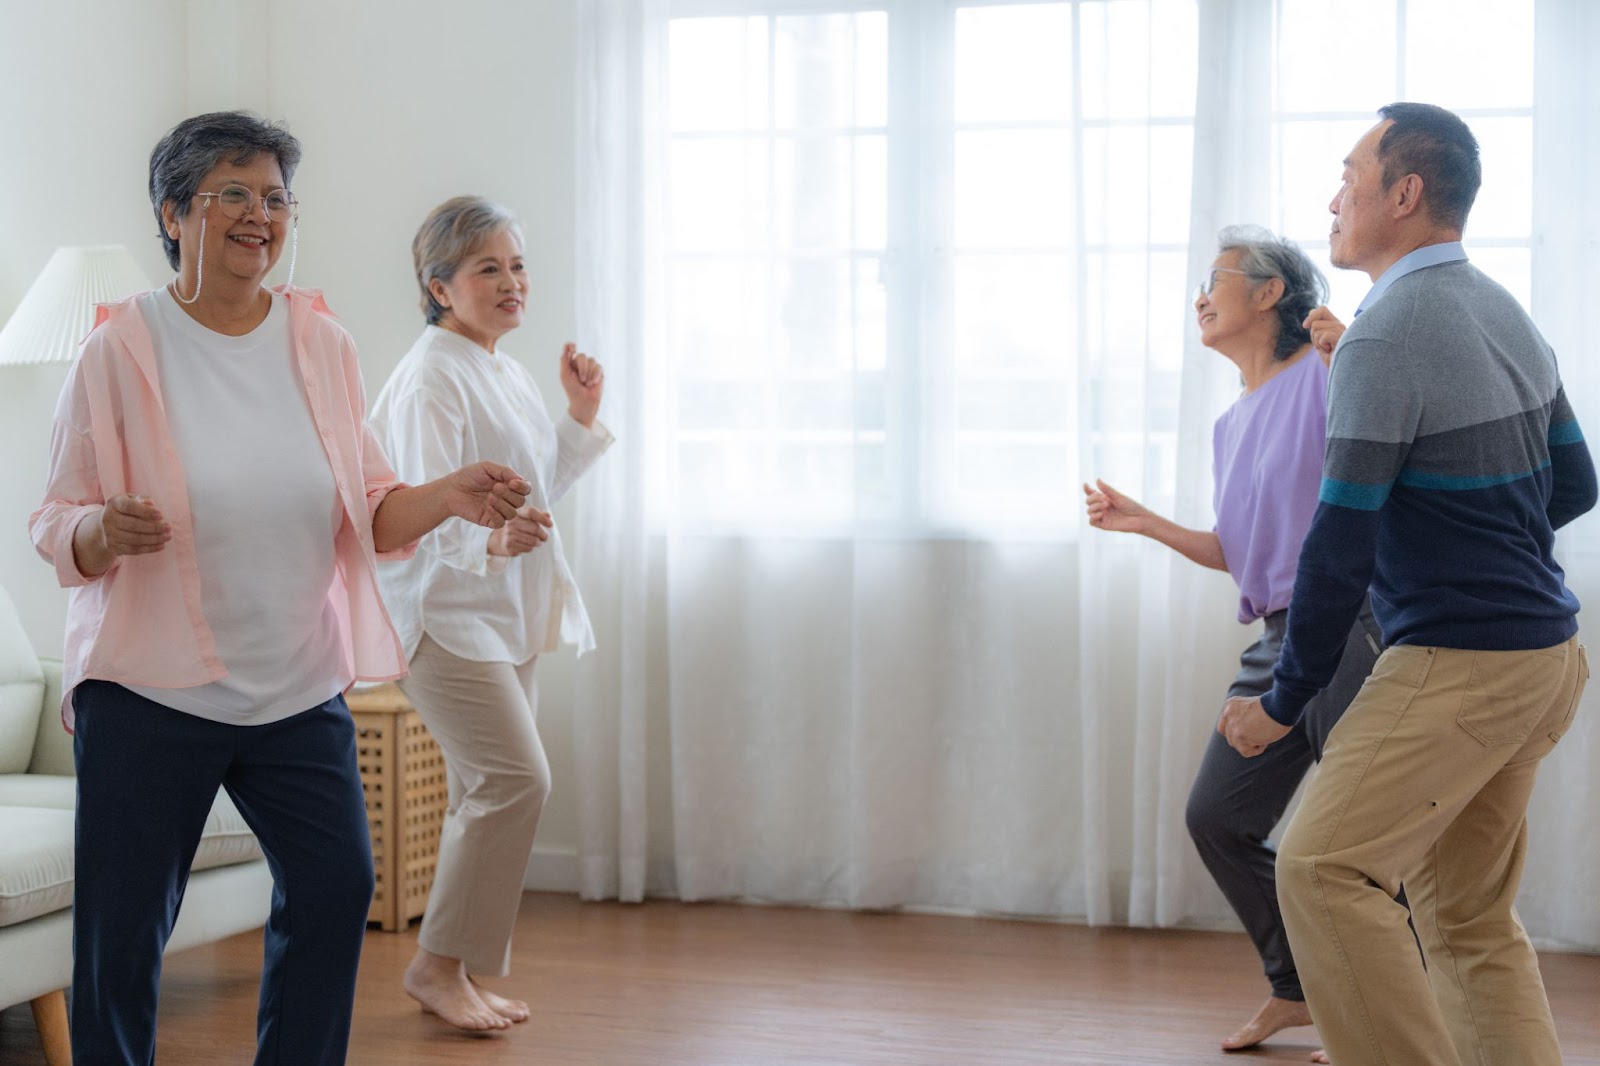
[162,152,289,287]
[1194,250,1259,350]
[1328,120,1393,278]
[430,227,528,353]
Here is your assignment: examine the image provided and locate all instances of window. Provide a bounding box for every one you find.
[1269,0,1534,313]
[664,0,1198,534]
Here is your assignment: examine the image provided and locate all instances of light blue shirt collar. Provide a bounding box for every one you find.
[1354,241,1468,316]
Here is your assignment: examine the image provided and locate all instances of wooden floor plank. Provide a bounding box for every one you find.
[2,892,1596,1064]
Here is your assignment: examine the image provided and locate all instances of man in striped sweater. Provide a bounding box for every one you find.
[1216,103,1596,1066]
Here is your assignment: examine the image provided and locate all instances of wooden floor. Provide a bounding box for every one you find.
[3,892,1597,1064]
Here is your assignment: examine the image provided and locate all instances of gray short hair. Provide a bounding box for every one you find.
[413,196,523,325]
[1216,225,1329,361]
[148,111,302,270]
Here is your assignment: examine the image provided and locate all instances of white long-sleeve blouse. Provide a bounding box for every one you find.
[369,325,613,665]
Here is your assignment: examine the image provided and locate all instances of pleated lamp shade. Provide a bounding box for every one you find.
[0,246,154,366]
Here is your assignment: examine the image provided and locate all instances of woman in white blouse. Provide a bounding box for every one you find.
[369,196,612,1031]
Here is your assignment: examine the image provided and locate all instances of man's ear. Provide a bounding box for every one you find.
[1391,172,1426,220]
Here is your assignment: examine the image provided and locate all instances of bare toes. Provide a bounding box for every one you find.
[470,979,531,1023]
[404,972,510,1032]
[1221,997,1314,1051]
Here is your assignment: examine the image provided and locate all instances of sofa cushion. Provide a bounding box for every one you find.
[0,807,75,927]
[192,791,264,872]
[0,774,75,809]
[0,779,263,929]
[29,659,73,777]
[0,588,45,775]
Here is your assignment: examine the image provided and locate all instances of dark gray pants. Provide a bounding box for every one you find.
[1185,602,1381,1001]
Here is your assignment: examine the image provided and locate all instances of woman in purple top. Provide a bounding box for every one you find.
[1084,226,1379,1063]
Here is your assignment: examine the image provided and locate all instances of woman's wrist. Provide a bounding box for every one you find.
[71,510,114,578]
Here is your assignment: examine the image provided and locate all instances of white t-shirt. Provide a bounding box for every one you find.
[124,287,350,725]
[369,326,613,665]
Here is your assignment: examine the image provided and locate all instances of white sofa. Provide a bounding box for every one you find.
[0,585,274,1064]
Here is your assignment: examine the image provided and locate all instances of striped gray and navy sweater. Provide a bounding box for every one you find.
[1261,258,1597,726]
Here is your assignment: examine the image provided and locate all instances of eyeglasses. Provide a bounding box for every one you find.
[195,184,298,223]
[1192,267,1250,303]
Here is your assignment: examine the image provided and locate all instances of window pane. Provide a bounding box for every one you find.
[670,259,770,377]
[955,130,1074,248]
[1084,250,1164,372]
[1277,0,1396,114]
[671,139,770,253]
[958,378,1074,436]
[1148,125,1195,246]
[1273,119,1376,246]
[1146,250,1189,373]
[1148,0,1199,118]
[669,17,770,132]
[775,12,888,130]
[955,3,1072,125]
[1469,117,1532,240]
[950,436,1075,521]
[773,134,886,252]
[1405,0,1532,109]
[952,254,1074,374]
[1082,125,1193,248]
[772,258,887,375]
[1081,0,1197,120]
[1083,126,1151,247]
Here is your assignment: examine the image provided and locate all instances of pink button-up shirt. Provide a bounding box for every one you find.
[29,286,417,730]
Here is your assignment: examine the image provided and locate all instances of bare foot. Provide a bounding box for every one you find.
[1221,996,1315,1051]
[1311,1051,1330,1064]
[469,977,531,1023]
[403,950,510,1031]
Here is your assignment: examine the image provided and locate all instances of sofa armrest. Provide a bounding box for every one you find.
[29,658,74,777]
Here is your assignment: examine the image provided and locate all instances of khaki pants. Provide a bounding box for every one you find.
[1277,637,1587,1066]
[399,634,551,976]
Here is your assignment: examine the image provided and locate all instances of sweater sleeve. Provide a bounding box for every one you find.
[1260,337,1418,725]
[1546,386,1597,530]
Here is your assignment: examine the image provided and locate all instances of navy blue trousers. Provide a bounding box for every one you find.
[71,682,374,1065]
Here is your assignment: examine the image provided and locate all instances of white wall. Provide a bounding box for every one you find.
[0,0,190,658]
[0,0,587,879]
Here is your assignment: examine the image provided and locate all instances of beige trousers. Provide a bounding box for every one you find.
[398,634,551,976]
[1277,637,1588,1066]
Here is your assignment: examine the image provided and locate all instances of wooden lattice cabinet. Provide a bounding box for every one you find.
[347,684,447,932]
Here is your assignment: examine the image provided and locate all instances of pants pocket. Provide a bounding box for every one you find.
[1455,644,1573,747]
[1549,643,1589,744]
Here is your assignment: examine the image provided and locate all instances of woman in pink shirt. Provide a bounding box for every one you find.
[29,111,531,1064]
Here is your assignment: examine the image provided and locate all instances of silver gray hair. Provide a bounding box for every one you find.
[149,111,302,270]
[413,196,524,325]
[1216,225,1329,361]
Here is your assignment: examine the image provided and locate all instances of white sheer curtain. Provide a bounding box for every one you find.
[572,0,1600,949]
[570,0,668,902]
[1521,0,1600,951]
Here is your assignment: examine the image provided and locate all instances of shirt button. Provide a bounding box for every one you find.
[338,480,348,491]
[322,428,332,438]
